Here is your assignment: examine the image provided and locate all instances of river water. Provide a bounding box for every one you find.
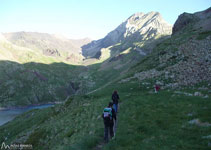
[0,104,54,126]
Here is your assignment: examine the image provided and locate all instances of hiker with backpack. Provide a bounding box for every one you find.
[102,102,116,143]
[112,91,119,113]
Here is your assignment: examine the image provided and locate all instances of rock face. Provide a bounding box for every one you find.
[172,13,198,34]
[120,7,211,88]
[43,49,61,57]
[173,7,211,34]
[82,12,172,58]
[171,37,211,86]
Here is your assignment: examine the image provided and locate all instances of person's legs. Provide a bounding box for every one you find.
[104,124,109,143]
[116,104,118,113]
[109,123,114,138]
[114,119,117,136]
[113,120,116,136]
[113,104,117,113]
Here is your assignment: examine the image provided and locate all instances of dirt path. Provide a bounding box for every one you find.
[93,119,118,150]
[86,81,113,95]
[94,140,105,150]
[93,110,119,150]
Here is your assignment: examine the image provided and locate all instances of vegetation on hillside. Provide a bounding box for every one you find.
[0,78,210,150]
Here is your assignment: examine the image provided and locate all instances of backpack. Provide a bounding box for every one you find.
[103,107,112,120]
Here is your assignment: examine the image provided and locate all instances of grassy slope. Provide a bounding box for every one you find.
[104,83,211,150]
[0,39,86,107]
[0,60,86,107]
[0,80,210,150]
[102,26,211,150]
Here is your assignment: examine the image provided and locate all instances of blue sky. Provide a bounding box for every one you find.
[0,0,210,39]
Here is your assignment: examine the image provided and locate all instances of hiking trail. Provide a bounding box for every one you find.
[87,81,113,95]
[94,140,105,150]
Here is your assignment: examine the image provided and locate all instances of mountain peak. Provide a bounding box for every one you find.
[131,12,145,18]
[128,11,161,23]
[124,11,171,36]
[131,11,160,18]
[82,11,172,58]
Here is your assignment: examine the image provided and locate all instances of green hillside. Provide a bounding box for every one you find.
[0,9,173,108]
[0,29,169,107]
[0,61,86,107]
[0,77,210,150]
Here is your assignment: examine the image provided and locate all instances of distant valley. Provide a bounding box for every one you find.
[0,11,173,107]
[0,8,210,109]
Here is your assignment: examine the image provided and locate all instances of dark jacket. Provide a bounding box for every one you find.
[102,107,116,126]
[112,93,119,104]
[110,108,116,125]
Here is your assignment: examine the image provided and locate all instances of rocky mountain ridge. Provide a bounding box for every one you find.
[82,11,172,58]
[173,7,211,34]
[2,32,91,64]
[3,32,91,54]
[121,7,211,90]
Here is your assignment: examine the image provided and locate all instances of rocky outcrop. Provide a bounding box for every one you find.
[173,7,211,34]
[120,8,211,88]
[123,36,211,87]
[43,49,61,57]
[168,37,211,86]
[172,13,199,34]
[82,11,172,58]
[66,53,83,63]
